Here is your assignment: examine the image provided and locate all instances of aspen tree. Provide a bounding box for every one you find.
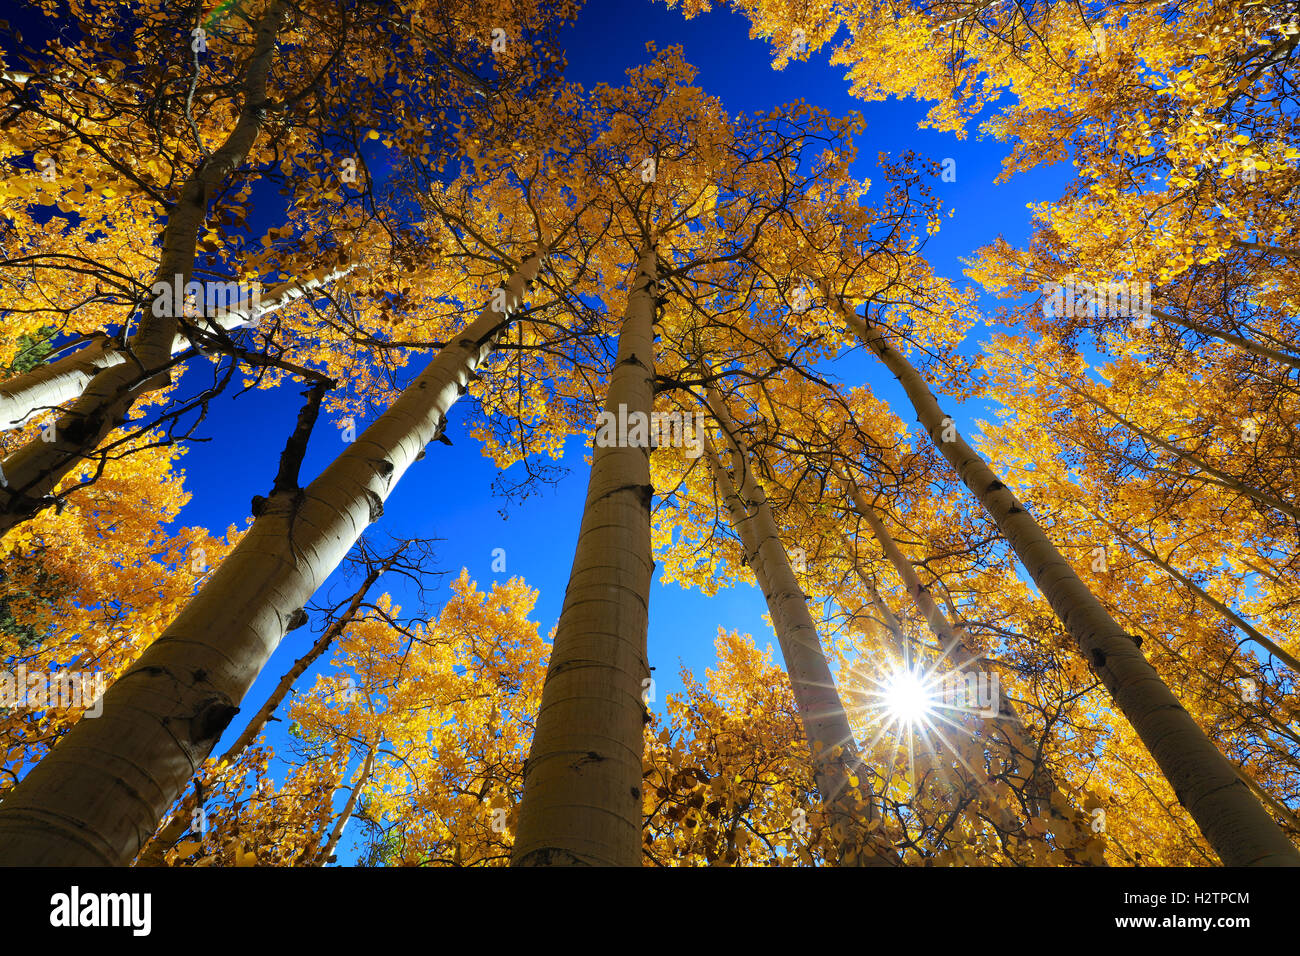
[701,387,892,865]
[511,243,658,867]
[0,268,350,433]
[306,744,378,866]
[839,468,1102,864]
[824,287,1300,866]
[511,46,832,864]
[0,0,566,531]
[133,541,400,866]
[0,1,289,535]
[0,249,548,865]
[1147,306,1300,371]
[1097,517,1300,675]
[1051,374,1300,524]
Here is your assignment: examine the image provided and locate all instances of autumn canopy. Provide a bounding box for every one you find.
[0,0,1296,873]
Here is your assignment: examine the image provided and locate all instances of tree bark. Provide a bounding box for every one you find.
[702,400,892,866]
[840,471,1101,864]
[1151,306,1300,370]
[1055,374,1300,523]
[0,251,545,865]
[1235,762,1300,833]
[310,743,377,867]
[511,245,658,867]
[133,554,388,866]
[0,268,350,433]
[0,0,287,534]
[1099,518,1300,674]
[825,286,1300,866]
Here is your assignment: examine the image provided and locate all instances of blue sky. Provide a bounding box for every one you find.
[78,0,1072,861]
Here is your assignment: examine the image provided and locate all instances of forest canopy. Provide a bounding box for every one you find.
[0,0,1297,875]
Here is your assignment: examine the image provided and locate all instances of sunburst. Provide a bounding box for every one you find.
[844,639,1005,800]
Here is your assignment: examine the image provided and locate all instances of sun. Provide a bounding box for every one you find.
[882,666,935,726]
[845,649,996,797]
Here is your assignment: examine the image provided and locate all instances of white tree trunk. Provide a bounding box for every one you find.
[0,252,545,865]
[825,287,1300,866]
[1151,305,1300,370]
[310,744,377,867]
[1098,517,1300,674]
[511,245,658,867]
[0,267,350,432]
[134,549,384,867]
[0,1,287,534]
[841,472,1099,864]
[704,390,893,866]
[1057,375,1300,522]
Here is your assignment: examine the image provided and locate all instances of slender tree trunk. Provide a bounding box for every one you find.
[702,417,891,866]
[1099,518,1300,674]
[0,268,350,433]
[1151,306,1300,370]
[845,554,912,651]
[1122,618,1300,756]
[0,1,286,534]
[838,521,1021,838]
[134,555,388,866]
[825,286,1300,866]
[840,471,1101,864]
[310,744,377,866]
[0,251,546,865]
[1232,239,1300,259]
[1235,763,1300,833]
[1055,375,1300,523]
[511,245,658,867]
[837,531,948,789]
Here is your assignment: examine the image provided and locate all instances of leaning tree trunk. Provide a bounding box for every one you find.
[840,470,1101,865]
[0,251,546,865]
[0,0,287,535]
[510,244,659,868]
[133,550,389,866]
[1097,516,1300,674]
[0,267,350,433]
[307,743,377,867]
[702,391,893,866]
[836,532,977,841]
[1150,305,1300,370]
[1055,374,1300,523]
[824,286,1300,866]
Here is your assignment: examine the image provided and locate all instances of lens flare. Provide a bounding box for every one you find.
[882,667,934,725]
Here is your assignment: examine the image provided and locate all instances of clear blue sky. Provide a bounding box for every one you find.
[138,0,1072,862]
